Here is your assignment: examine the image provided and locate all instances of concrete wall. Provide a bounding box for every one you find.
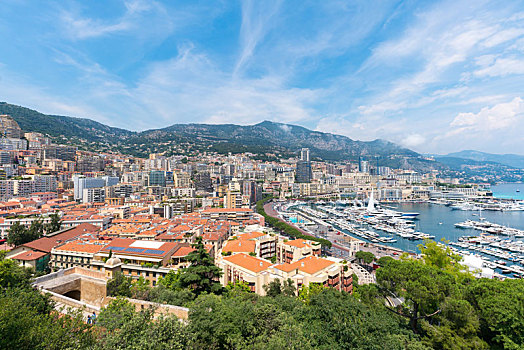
[79,277,107,305]
[36,267,107,306]
[104,297,189,320]
[45,289,100,314]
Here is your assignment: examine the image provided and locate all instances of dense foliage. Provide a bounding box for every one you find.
[6,214,62,247]
[7,221,44,247]
[1,243,524,349]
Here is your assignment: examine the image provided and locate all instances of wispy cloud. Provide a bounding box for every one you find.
[0,0,523,153]
[474,57,524,77]
[59,0,174,40]
[431,97,524,153]
[132,46,321,127]
[234,0,282,75]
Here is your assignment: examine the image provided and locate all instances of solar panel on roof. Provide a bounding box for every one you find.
[144,249,165,255]
[107,246,126,251]
[125,247,145,253]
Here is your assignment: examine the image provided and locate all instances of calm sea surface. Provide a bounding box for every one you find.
[491,183,524,200]
[387,202,524,253]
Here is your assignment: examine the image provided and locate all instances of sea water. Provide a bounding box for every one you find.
[389,202,524,253]
[324,201,524,256]
[491,183,524,200]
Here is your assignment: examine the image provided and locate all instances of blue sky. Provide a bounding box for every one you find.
[0,0,523,154]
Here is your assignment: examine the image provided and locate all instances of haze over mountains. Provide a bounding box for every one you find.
[443,150,524,169]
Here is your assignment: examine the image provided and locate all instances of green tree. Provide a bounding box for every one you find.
[178,236,223,295]
[106,271,132,297]
[0,257,33,289]
[264,278,296,297]
[158,269,182,290]
[264,279,283,297]
[188,293,309,349]
[376,259,454,333]
[354,283,382,306]
[226,280,252,297]
[355,250,375,265]
[418,239,469,280]
[7,220,46,247]
[6,222,30,247]
[298,288,427,349]
[149,285,196,307]
[0,288,94,350]
[281,278,296,297]
[28,219,45,239]
[419,297,488,350]
[130,276,152,300]
[465,278,524,349]
[96,310,189,350]
[377,256,394,267]
[44,213,62,235]
[298,283,325,305]
[97,296,136,331]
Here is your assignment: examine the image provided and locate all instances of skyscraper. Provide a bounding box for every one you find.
[359,157,369,173]
[300,148,310,162]
[296,148,312,183]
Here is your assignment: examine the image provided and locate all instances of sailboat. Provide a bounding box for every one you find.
[367,189,376,213]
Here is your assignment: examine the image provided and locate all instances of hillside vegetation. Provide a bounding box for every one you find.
[1,102,437,171]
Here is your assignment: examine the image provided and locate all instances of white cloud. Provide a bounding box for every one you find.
[473,57,524,77]
[450,97,523,130]
[481,28,524,48]
[60,11,131,40]
[358,101,406,116]
[401,134,426,148]
[59,0,173,40]
[234,0,282,75]
[128,46,321,127]
[430,97,524,153]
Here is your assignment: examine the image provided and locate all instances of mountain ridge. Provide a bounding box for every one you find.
[444,150,524,169]
[0,102,436,171]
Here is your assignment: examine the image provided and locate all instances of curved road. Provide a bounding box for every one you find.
[263,201,350,253]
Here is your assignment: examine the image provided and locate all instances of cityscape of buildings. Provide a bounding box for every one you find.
[0,113,506,284]
[1,0,523,347]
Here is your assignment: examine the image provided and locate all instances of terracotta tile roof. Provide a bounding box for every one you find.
[276,256,335,275]
[202,232,220,241]
[223,239,256,253]
[101,238,178,257]
[283,239,311,249]
[10,250,47,261]
[171,246,195,257]
[136,228,163,237]
[223,253,272,273]
[22,223,99,253]
[237,231,266,240]
[171,224,192,232]
[54,240,109,254]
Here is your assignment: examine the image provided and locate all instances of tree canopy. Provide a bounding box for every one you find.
[177,236,223,295]
[1,240,524,349]
[355,250,376,265]
[7,221,44,247]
